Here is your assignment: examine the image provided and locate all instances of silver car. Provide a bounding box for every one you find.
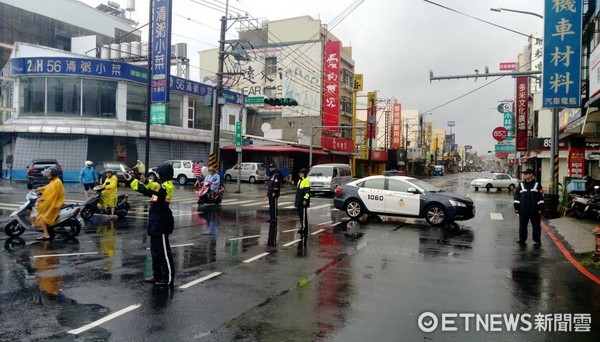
[224,162,267,183]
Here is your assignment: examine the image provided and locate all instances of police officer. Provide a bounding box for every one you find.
[266,163,281,223]
[124,163,175,288]
[295,168,311,235]
[513,168,545,245]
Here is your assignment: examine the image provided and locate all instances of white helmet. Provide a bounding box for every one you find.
[85,160,93,167]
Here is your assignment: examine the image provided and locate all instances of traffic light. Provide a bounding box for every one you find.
[264,98,298,106]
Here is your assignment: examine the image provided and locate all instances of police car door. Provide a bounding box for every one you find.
[357,178,386,213]
[386,178,421,215]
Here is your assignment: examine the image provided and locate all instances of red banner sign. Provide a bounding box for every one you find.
[568,147,586,178]
[493,127,508,141]
[499,62,518,71]
[370,150,388,161]
[516,77,529,151]
[323,41,341,132]
[321,135,355,152]
[391,103,402,148]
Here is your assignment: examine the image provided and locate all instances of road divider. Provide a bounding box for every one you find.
[283,239,302,247]
[228,235,261,241]
[282,229,298,233]
[318,221,333,226]
[68,303,141,335]
[33,252,99,259]
[311,229,325,235]
[179,272,222,289]
[243,252,270,263]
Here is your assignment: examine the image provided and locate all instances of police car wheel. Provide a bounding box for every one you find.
[485,184,492,192]
[508,184,515,191]
[345,200,364,218]
[425,205,446,226]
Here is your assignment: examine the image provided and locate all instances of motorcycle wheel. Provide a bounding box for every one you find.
[56,218,81,238]
[80,206,94,221]
[116,207,128,218]
[5,220,25,238]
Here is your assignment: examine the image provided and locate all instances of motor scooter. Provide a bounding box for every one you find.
[4,191,81,238]
[80,184,130,220]
[197,181,224,205]
[570,185,600,220]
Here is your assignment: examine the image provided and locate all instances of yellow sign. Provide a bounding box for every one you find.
[367,91,377,105]
[354,74,363,91]
[397,199,405,207]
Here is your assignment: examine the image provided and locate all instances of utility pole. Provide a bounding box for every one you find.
[210,9,228,172]
[144,0,153,175]
[368,95,376,176]
[404,120,409,173]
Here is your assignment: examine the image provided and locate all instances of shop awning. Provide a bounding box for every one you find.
[221,144,328,155]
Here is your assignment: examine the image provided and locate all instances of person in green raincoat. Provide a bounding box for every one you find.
[100,170,118,218]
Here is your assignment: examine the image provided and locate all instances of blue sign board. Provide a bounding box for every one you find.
[542,0,582,108]
[450,133,456,152]
[10,57,244,105]
[495,144,516,153]
[150,0,172,103]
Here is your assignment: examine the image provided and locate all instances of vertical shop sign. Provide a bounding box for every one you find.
[151,0,172,103]
[323,41,341,131]
[391,103,402,148]
[516,77,529,151]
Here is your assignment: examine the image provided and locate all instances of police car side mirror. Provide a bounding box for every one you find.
[407,187,419,194]
[595,185,599,190]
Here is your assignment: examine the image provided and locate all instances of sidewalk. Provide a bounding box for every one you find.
[545,216,598,254]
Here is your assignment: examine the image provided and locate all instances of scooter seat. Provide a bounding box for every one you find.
[61,204,75,209]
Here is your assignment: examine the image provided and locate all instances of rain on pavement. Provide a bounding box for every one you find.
[0,173,599,341]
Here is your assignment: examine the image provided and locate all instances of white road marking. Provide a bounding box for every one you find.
[318,220,334,226]
[282,229,298,233]
[241,201,267,207]
[68,304,141,335]
[243,252,270,263]
[311,228,326,235]
[283,239,302,247]
[228,235,261,241]
[490,213,504,220]
[179,272,222,289]
[331,222,343,227]
[146,243,193,250]
[309,204,333,210]
[283,206,296,209]
[225,200,258,206]
[33,252,99,259]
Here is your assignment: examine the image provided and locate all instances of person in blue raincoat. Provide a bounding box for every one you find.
[79,161,98,199]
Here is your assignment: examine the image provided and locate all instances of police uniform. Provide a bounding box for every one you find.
[267,164,281,222]
[295,169,311,234]
[513,172,545,244]
[129,163,175,287]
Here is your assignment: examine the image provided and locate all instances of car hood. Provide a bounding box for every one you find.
[430,191,473,205]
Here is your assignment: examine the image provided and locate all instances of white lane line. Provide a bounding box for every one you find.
[309,204,332,210]
[282,229,298,233]
[331,222,343,227]
[490,213,504,220]
[242,252,270,263]
[241,201,266,207]
[318,220,334,226]
[68,304,141,335]
[179,272,222,289]
[283,206,296,209]
[33,252,99,259]
[146,243,193,250]
[228,235,261,241]
[311,229,326,235]
[283,239,302,247]
[226,200,258,206]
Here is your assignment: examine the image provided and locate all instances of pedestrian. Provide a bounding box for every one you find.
[513,168,545,245]
[265,163,281,223]
[124,163,175,288]
[99,170,118,219]
[79,161,98,199]
[193,160,204,187]
[294,168,311,235]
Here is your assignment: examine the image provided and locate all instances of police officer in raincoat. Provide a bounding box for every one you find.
[124,163,175,288]
[295,168,311,235]
[513,168,545,245]
[100,170,118,218]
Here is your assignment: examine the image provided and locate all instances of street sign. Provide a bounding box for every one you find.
[150,103,168,124]
[499,62,517,71]
[150,0,172,103]
[235,121,242,152]
[447,121,455,127]
[493,127,508,141]
[245,96,265,106]
[495,144,515,153]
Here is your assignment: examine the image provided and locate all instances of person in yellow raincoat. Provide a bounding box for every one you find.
[100,169,118,218]
[34,167,64,241]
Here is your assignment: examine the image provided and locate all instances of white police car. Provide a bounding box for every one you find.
[333,175,475,226]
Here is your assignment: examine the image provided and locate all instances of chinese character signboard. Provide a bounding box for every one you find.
[353,73,363,91]
[542,0,582,107]
[323,41,341,131]
[516,77,529,151]
[495,144,516,153]
[321,135,355,152]
[503,110,514,142]
[391,103,402,148]
[151,0,172,103]
[150,103,168,124]
[499,62,518,71]
[568,146,585,177]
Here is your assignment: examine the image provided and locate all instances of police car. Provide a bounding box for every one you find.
[333,175,475,226]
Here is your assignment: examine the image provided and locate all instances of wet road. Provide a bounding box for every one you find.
[0,173,599,341]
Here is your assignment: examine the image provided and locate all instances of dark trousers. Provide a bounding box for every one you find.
[269,196,278,221]
[297,206,308,233]
[150,234,174,284]
[518,212,541,242]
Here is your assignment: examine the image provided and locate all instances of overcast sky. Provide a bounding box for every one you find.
[82,0,545,154]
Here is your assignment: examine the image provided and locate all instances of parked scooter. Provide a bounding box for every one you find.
[80,185,130,220]
[197,181,225,205]
[4,191,81,238]
[570,185,600,220]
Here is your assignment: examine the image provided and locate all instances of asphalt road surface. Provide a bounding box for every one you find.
[0,173,598,341]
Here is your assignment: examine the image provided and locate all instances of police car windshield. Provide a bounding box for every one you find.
[308,167,332,177]
[407,179,442,192]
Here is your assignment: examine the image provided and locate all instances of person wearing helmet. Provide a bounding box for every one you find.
[124,163,175,288]
[100,170,118,218]
[79,161,98,199]
[294,168,311,235]
[34,167,65,240]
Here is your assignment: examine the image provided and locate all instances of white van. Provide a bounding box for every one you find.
[307,163,353,194]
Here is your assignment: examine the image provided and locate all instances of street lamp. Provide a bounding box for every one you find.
[490,7,543,19]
